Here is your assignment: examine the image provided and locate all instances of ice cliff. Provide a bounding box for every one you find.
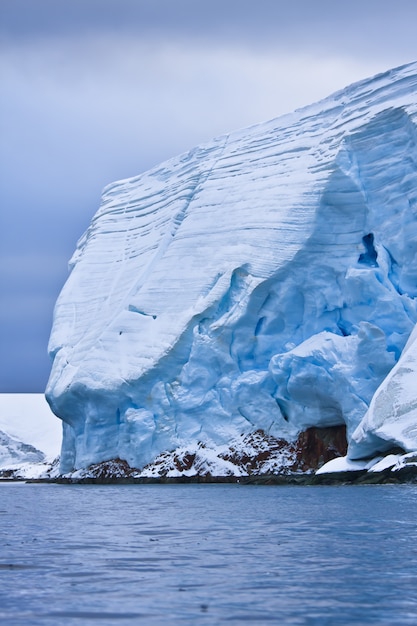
[47,62,417,475]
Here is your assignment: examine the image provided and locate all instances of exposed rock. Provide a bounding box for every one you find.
[61,425,347,480]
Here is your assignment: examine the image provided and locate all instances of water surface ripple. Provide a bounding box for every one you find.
[1,483,417,625]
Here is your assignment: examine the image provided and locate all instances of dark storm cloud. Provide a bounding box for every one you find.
[1,0,416,391]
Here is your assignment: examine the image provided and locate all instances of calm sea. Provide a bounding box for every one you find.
[1,483,417,625]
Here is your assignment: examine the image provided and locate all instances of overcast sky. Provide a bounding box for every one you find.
[1,0,416,392]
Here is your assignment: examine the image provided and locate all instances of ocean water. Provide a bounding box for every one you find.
[1,484,417,625]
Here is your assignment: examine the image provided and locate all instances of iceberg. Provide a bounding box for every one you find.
[46,62,417,475]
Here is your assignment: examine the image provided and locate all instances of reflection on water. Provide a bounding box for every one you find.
[1,483,417,624]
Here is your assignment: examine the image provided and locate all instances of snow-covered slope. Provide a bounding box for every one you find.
[47,62,417,474]
[0,394,62,477]
[0,430,45,468]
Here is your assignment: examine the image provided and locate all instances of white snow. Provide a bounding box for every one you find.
[391,451,417,470]
[317,451,417,476]
[45,62,417,473]
[367,455,402,473]
[315,456,381,474]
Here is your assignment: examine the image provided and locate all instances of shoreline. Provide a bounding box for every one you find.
[2,465,417,485]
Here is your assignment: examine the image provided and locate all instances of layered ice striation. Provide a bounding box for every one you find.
[46,62,417,473]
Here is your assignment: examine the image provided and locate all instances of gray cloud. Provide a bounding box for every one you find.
[1,0,416,391]
[2,0,417,58]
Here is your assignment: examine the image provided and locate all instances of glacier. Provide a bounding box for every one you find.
[46,62,417,475]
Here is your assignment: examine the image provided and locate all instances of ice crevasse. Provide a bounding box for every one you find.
[46,62,417,473]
